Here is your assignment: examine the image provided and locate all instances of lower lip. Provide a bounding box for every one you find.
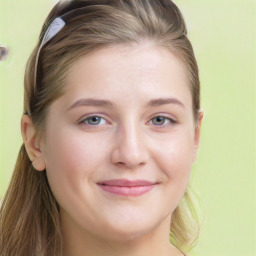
[97,184,154,196]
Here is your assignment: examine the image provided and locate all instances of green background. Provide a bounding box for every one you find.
[0,0,255,255]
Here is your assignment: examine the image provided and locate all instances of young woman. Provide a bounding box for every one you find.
[0,0,203,255]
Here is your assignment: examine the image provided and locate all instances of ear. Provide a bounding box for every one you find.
[21,115,46,171]
[192,111,204,163]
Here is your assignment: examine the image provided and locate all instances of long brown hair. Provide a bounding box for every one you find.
[0,1,201,255]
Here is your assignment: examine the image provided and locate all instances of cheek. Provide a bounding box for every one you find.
[42,128,108,198]
[146,130,195,216]
[42,127,113,221]
[44,127,106,173]
[153,129,195,185]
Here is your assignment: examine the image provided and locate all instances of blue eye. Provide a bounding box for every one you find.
[150,116,176,126]
[81,116,107,125]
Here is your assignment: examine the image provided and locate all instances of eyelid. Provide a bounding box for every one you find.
[147,114,178,126]
[77,112,178,127]
[78,113,111,125]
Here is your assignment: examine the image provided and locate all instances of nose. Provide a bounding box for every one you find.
[110,123,149,169]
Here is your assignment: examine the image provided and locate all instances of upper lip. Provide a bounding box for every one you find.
[97,179,157,187]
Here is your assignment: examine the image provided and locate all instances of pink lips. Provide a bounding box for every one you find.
[97,179,156,197]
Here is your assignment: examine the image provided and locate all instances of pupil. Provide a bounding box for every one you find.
[89,116,100,124]
[154,116,164,125]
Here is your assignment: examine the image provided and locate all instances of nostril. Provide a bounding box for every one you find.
[116,162,127,167]
[0,46,9,62]
[116,160,146,169]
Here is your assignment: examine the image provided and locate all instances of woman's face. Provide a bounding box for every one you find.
[40,43,201,241]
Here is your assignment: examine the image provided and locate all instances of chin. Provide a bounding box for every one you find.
[100,220,160,243]
[104,229,151,243]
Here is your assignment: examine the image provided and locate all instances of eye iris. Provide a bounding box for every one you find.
[87,116,101,125]
[153,116,165,125]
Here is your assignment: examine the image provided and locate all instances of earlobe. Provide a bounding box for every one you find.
[21,115,46,171]
[193,111,204,163]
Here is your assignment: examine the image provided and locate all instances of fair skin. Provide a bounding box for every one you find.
[22,42,203,256]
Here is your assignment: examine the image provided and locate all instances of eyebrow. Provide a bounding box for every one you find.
[67,97,184,111]
[67,98,113,111]
[146,97,185,108]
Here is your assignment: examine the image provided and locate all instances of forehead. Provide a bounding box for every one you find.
[61,42,191,108]
[68,42,187,76]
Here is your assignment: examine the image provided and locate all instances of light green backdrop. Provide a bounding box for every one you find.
[0,0,255,255]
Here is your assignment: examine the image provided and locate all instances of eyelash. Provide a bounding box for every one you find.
[79,115,108,126]
[79,115,177,128]
[147,116,177,127]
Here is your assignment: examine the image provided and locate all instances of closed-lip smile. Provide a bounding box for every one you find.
[97,179,158,197]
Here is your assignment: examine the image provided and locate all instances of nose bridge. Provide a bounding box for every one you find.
[111,119,149,168]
